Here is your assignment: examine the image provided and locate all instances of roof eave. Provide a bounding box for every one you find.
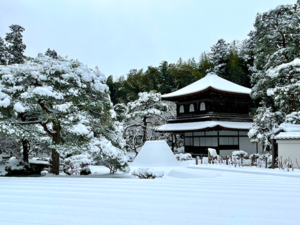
[161,87,250,101]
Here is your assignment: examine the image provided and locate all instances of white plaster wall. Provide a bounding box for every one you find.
[239,137,257,155]
[277,140,300,165]
[258,143,263,153]
[219,150,236,156]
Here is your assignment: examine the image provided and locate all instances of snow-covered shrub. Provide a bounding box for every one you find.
[41,170,48,176]
[174,147,184,153]
[80,167,91,175]
[208,148,218,158]
[132,168,164,179]
[63,155,91,176]
[5,157,31,175]
[175,153,192,161]
[232,150,248,158]
[90,136,129,174]
[278,156,297,172]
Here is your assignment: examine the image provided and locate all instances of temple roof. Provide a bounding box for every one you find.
[161,72,251,100]
[156,121,252,132]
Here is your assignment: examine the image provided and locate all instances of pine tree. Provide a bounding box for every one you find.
[0,37,7,65]
[125,92,168,154]
[0,54,128,174]
[45,48,58,59]
[249,4,300,148]
[210,39,229,77]
[5,24,26,64]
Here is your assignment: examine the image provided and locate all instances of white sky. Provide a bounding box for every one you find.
[0,0,296,79]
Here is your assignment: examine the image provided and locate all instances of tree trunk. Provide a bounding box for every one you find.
[22,139,29,163]
[51,149,60,175]
[171,133,174,152]
[50,122,61,175]
[142,116,147,144]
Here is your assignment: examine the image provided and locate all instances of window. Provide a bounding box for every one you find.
[189,104,195,112]
[219,137,238,145]
[194,131,205,136]
[219,131,238,136]
[200,102,206,111]
[206,131,218,136]
[179,105,185,113]
[185,138,193,146]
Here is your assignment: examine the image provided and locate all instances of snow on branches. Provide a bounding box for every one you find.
[0,54,129,174]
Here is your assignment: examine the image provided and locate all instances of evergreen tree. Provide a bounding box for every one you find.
[125,92,168,150]
[210,39,229,77]
[0,37,7,65]
[5,24,26,64]
[0,54,128,174]
[249,4,300,148]
[45,48,58,59]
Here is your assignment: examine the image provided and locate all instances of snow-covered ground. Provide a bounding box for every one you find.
[0,161,299,225]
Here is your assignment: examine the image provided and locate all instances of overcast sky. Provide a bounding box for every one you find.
[0,0,296,79]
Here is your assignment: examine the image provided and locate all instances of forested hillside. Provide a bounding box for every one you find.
[107,39,253,104]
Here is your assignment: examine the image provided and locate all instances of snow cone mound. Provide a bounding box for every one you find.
[131,140,180,167]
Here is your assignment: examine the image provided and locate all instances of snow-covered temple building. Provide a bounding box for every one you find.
[157,72,263,156]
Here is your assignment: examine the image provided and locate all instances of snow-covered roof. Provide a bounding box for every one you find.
[162,72,251,100]
[279,123,300,132]
[156,121,252,132]
[275,132,300,140]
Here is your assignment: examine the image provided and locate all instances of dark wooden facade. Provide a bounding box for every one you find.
[165,89,253,124]
[162,89,254,156]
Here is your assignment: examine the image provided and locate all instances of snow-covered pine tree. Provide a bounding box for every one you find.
[45,48,58,59]
[125,92,168,154]
[0,54,128,174]
[249,4,300,148]
[210,39,229,76]
[0,37,7,65]
[5,25,26,64]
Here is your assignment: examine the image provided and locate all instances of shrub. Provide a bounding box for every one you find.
[175,153,192,161]
[63,155,91,175]
[41,170,49,176]
[80,167,91,175]
[132,168,164,179]
[5,157,31,176]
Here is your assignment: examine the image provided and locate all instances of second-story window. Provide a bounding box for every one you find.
[179,105,185,113]
[189,104,195,112]
[200,102,206,111]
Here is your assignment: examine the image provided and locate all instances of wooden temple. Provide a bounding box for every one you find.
[157,72,263,156]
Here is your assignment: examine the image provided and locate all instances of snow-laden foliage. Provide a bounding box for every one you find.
[63,154,91,175]
[232,150,248,158]
[45,48,58,59]
[5,24,26,64]
[4,156,31,175]
[0,54,128,174]
[124,92,168,154]
[248,107,284,147]
[249,4,300,147]
[210,39,229,75]
[131,167,164,179]
[175,153,192,161]
[0,37,7,65]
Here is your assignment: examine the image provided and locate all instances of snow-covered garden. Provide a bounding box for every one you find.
[2,2,300,225]
[1,162,300,225]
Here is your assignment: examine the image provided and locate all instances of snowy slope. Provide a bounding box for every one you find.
[0,169,299,225]
[162,72,251,99]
